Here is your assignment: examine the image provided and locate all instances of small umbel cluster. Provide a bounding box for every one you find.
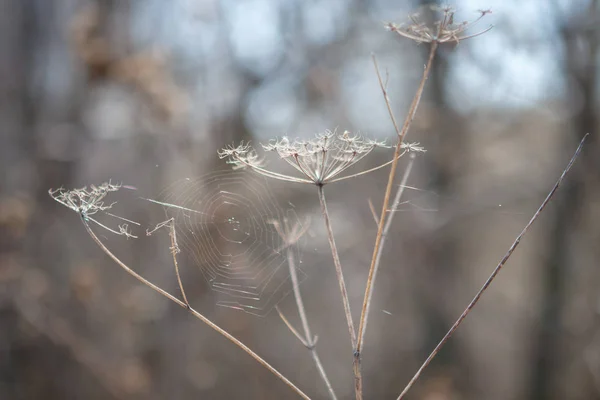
[386,5,492,44]
[49,182,137,238]
[218,130,424,186]
[49,182,121,217]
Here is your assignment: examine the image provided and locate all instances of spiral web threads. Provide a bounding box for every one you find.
[154,171,304,316]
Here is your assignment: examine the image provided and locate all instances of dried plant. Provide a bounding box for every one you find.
[271,216,337,399]
[49,4,591,400]
[218,130,423,185]
[49,182,138,238]
[397,133,588,399]
[386,5,493,45]
[220,130,425,398]
[48,184,311,400]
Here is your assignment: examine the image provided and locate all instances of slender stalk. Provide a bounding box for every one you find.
[147,219,190,306]
[167,220,189,306]
[397,133,588,400]
[356,41,438,371]
[327,149,408,184]
[287,245,314,343]
[279,245,337,400]
[316,185,360,400]
[80,216,311,400]
[358,153,416,347]
[309,352,333,400]
[316,185,357,347]
[276,307,311,348]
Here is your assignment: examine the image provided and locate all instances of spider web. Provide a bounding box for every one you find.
[147,170,305,316]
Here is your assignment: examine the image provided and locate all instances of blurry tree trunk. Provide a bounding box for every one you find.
[408,1,470,397]
[0,4,44,399]
[529,2,599,399]
[0,0,83,398]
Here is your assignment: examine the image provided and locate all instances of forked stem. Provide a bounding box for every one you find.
[147,219,189,306]
[355,41,439,385]
[316,184,360,400]
[278,244,337,400]
[397,133,588,399]
[80,215,311,400]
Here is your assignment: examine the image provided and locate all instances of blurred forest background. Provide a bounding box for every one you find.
[1,0,599,399]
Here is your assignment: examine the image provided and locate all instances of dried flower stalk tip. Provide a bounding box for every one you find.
[386,5,492,44]
[49,181,138,238]
[219,130,423,185]
[218,141,264,170]
[49,181,121,216]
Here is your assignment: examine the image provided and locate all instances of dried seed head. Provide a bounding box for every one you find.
[218,142,264,170]
[49,182,138,238]
[219,130,418,185]
[49,181,121,216]
[386,5,492,44]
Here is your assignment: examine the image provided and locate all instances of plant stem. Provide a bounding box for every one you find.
[397,133,588,400]
[147,218,190,306]
[283,243,337,399]
[356,42,438,359]
[80,216,311,400]
[359,153,416,347]
[310,351,335,399]
[287,248,314,343]
[316,184,360,399]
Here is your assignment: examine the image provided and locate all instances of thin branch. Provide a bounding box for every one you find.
[87,216,137,238]
[146,218,189,306]
[272,216,337,399]
[356,41,439,362]
[454,25,494,41]
[359,153,416,347]
[309,348,334,400]
[286,247,315,346]
[326,149,408,184]
[368,199,379,225]
[316,186,357,347]
[80,215,311,400]
[226,154,314,184]
[316,185,360,400]
[286,244,337,399]
[397,133,589,400]
[276,306,312,348]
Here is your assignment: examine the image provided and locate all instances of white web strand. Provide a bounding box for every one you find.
[145,171,305,316]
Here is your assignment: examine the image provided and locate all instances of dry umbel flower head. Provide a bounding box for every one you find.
[49,182,138,238]
[386,5,492,44]
[49,182,120,216]
[218,130,424,185]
